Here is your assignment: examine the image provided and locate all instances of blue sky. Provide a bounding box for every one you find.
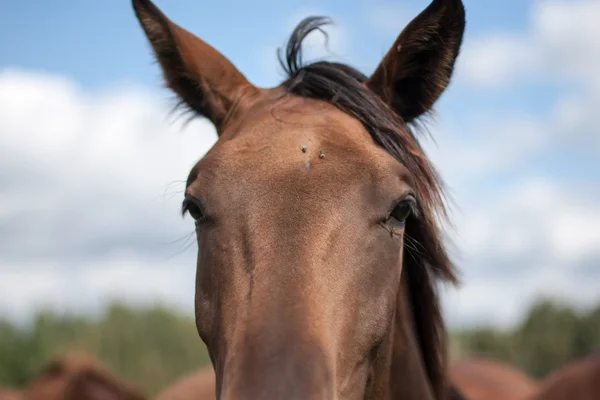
[0,0,568,137]
[1,0,531,86]
[1,0,599,328]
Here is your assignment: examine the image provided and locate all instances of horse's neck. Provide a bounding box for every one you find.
[385,276,436,400]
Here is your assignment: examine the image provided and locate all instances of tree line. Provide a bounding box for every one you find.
[0,298,598,396]
[0,303,210,396]
[453,298,600,378]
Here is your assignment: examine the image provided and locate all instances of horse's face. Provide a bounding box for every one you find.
[190,95,412,397]
[133,0,464,398]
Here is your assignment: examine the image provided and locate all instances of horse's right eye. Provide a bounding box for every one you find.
[182,198,205,223]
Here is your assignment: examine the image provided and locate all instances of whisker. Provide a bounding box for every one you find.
[163,231,197,260]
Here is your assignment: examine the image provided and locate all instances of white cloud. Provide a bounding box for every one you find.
[0,68,216,320]
[455,178,600,264]
[534,0,600,81]
[443,263,600,328]
[0,256,196,323]
[457,0,600,88]
[364,3,412,37]
[422,116,549,185]
[442,177,600,328]
[457,34,540,88]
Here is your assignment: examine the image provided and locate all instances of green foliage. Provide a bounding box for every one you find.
[0,302,210,397]
[1,298,599,395]
[513,300,586,377]
[452,298,600,379]
[453,328,515,362]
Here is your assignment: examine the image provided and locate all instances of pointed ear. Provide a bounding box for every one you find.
[65,371,144,400]
[132,0,260,134]
[366,0,466,123]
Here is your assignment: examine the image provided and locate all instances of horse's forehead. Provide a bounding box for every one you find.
[206,99,389,176]
[224,94,374,145]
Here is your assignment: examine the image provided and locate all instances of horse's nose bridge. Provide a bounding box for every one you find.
[222,323,335,400]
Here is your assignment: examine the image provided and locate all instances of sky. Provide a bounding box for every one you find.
[0,0,599,329]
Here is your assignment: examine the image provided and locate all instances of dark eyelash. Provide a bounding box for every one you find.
[181,198,192,217]
[390,194,420,219]
[405,196,420,219]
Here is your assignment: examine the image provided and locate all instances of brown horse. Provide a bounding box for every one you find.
[133,0,465,398]
[154,368,215,400]
[448,357,537,400]
[25,352,145,400]
[529,353,600,400]
[0,389,23,400]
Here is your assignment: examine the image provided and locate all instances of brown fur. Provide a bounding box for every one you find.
[133,0,466,399]
[448,357,537,400]
[25,352,145,400]
[154,369,215,400]
[0,389,24,400]
[529,353,600,400]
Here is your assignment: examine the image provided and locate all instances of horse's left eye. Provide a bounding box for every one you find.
[389,195,418,225]
[182,198,205,223]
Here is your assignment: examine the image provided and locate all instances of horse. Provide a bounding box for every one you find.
[25,352,145,400]
[448,357,537,400]
[529,353,600,400]
[0,389,23,400]
[133,0,466,398]
[154,368,215,400]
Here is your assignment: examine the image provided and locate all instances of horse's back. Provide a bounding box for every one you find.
[0,389,23,400]
[532,353,600,400]
[449,357,537,400]
[155,368,215,400]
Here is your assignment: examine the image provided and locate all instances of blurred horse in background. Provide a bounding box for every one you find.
[0,389,23,400]
[25,352,145,400]
[530,353,600,400]
[133,0,466,398]
[154,368,214,400]
[448,357,537,400]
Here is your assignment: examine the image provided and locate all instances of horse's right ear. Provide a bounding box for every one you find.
[132,0,260,134]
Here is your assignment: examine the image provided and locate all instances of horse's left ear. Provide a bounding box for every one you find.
[366,0,465,123]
